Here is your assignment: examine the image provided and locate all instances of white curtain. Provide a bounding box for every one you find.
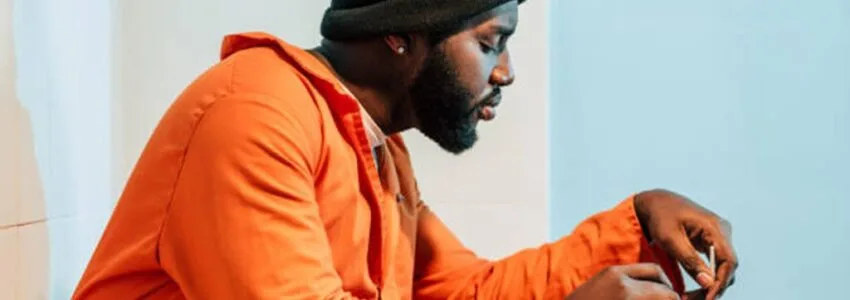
[1,0,49,298]
[3,0,115,298]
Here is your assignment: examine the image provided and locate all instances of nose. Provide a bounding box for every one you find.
[489,51,515,87]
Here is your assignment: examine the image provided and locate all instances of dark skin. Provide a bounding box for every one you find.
[312,3,516,142]
[310,1,737,299]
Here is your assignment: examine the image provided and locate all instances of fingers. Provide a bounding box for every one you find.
[705,220,739,300]
[617,263,674,290]
[705,258,737,299]
[631,280,681,300]
[656,229,715,288]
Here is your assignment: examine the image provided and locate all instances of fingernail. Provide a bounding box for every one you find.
[697,272,715,288]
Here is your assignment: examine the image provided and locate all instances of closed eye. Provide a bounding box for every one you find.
[480,42,497,54]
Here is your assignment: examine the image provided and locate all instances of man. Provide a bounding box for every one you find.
[74,0,738,299]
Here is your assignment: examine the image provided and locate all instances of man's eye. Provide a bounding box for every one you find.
[479,42,496,54]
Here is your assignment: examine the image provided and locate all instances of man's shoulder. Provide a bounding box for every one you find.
[178,32,321,108]
[223,44,315,104]
[164,36,329,149]
[200,33,331,128]
[220,33,327,93]
[171,47,321,137]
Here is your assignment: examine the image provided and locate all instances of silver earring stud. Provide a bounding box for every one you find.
[397,47,406,54]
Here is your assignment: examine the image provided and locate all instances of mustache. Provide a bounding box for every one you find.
[464,88,501,117]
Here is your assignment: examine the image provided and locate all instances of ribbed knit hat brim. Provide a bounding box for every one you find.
[320,0,525,40]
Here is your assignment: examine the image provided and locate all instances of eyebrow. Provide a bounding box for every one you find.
[485,23,516,37]
[493,24,516,36]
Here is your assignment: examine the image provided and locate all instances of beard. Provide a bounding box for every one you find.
[408,48,480,155]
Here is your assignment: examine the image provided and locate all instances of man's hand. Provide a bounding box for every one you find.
[634,189,739,300]
[565,264,680,300]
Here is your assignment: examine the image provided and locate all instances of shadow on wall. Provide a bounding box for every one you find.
[0,0,50,297]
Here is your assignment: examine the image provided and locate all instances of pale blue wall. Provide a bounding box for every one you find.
[549,0,849,299]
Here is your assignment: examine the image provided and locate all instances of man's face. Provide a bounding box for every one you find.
[408,1,518,154]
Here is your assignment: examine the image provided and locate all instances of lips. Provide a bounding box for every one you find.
[482,92,502,107]
[477,89,502,121]
[481,89,502,108]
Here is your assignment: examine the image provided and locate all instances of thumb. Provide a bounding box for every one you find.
[657,231,714,288]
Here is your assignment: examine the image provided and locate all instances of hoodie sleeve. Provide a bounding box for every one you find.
[412,197,685,300]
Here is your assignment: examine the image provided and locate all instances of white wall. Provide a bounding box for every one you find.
[0,0,49,298]
[549,0,850,299]
[9,0,115,298]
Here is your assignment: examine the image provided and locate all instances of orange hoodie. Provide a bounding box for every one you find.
[73,32,684,300]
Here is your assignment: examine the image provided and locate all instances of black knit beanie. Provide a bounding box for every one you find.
[321,0,526,40]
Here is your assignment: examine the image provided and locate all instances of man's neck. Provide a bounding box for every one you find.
[308,42,413,135]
